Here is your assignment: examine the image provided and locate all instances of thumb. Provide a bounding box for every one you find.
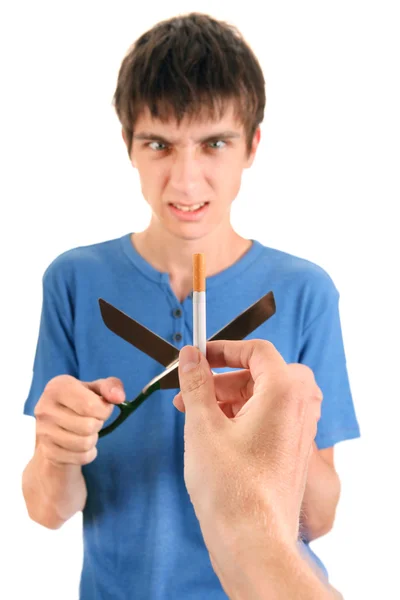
[84,377,126,404]
[178,346,222,422]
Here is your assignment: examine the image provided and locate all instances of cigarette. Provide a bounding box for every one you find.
[193,253,207,356]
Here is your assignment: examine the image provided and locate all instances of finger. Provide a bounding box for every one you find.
[41,439,98,466]
[38,403,106,436]
[60,391,114,421]
[213,370,254,404]
[173,369,253,413]
[52,378,117,421]
[217,399,245,419]
[37,421,98,453]
[173,395,245,419]
[205,339,286,383]
[84,377,126,404]
[172,393,185,413]
[178,346,225,426]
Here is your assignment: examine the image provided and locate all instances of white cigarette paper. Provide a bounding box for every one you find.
[193,253,206,356]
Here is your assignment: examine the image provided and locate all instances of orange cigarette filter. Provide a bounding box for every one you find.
[193,253,206,292]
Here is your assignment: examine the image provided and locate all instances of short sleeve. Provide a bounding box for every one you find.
[23,260,78,416]
[298,289,361,449]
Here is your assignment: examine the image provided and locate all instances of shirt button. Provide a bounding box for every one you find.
[173,308,182,318]
[173,332,182,343]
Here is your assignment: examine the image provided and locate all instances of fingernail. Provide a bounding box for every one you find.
[180,346,200,373]
[110,387,125,402]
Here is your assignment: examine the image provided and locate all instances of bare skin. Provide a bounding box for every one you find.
[22,376,125,529]
[175,340,343,599]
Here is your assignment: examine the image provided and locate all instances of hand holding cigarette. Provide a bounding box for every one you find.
[173,339,336,599]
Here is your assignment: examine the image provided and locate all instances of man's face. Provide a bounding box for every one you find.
[126,104,260,241]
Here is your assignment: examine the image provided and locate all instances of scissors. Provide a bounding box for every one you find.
[97,291,276,438]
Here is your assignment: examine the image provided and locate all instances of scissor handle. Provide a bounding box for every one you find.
[98,380,162,438]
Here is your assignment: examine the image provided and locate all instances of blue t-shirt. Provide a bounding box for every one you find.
[24,233,360,599]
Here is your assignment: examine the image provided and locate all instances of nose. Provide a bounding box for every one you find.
[169,151,201,195]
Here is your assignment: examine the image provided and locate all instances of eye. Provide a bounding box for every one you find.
[148,141,168,151]
[207,140,227,150]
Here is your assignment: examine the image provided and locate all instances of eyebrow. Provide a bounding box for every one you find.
[132,131,242,144]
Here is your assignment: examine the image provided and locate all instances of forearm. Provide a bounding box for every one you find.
[301,443,341,541]
[205,520,340,600]
[22,444,87,529]
[231,546,341,600]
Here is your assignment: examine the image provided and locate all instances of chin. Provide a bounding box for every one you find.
[168,223,214,242]
[173,229,210,242]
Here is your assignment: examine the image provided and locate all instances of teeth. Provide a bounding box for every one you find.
[172,202,206,212]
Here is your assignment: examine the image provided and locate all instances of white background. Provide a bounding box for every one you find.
[1,1,399,598]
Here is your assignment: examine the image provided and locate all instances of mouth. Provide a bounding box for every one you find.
[167,202,210,221]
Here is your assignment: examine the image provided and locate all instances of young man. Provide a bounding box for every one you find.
[22,12,360,600]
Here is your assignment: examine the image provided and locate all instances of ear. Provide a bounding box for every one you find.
[121,128,128,146]
[245,127,261,168]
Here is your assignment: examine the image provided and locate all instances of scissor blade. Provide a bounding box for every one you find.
[159,291,276,390]
[99,298,180,367]
[209,291,276,342]
[159,365,180,389]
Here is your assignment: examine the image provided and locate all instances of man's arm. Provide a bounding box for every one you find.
[22,375,125,529]
[210,526,343,600]
[300,443,341,541]
[22,441,87,529]
[176,341,345,599]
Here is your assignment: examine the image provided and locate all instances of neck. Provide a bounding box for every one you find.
[131,218,252,301]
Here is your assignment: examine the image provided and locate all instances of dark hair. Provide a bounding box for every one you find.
[113,13,266,156]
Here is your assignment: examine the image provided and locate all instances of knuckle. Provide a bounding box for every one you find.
[83,396,97,417]
[83,418,98,435]
[284,374,322,417]
[258,338,274,352]
[252,338,275,356]
[35,421,49,439]
[41,375,78,414]
[280,378,308,412]
[244,339,279,371]
[103,403,114,419]
[288,376,308,399]
[44,374,73,395]
[315,386,323,403]
[81,448,97,465]
[288,364,315,390]
[293,363,318,388]
[41,441,57,463]
[81,434,97,452]
[34,401,46,419]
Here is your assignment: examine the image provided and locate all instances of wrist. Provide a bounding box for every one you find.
[197,498,335,600]
[209,530,332,600]
[35,441,81,474]
[34,444,86,517]
[207,522,299,600]
[199,490,296,555]
[198,500,293,593]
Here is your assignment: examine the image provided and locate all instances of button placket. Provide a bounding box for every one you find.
[172,306,183,344]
